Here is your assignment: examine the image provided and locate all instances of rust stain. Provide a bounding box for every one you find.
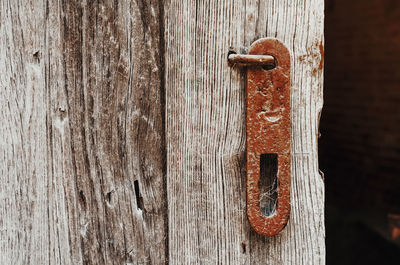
[248,14,254,22]
[245,38,291,236]
[312,68,318,77]
[318,41,324,70]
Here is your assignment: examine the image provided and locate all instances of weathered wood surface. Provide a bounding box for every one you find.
[0,0,166,264]
[165,0,325,264]
[1,0,324,264]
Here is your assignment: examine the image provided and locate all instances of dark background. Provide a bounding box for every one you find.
[322,0,400,264]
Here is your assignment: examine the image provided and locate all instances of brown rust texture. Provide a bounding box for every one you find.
[246,38,291,236]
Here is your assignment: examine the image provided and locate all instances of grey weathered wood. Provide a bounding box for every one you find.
[0,0,166,264]
[165,0,325,264]
[1,0,324,264]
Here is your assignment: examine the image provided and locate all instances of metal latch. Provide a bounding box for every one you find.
[228,38,291,236]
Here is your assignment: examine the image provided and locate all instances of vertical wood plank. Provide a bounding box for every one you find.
[0,1,49,264]
[165,0,325,264]
[0,0,166,264]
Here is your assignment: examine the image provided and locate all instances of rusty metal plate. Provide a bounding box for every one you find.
[245,38,291,236]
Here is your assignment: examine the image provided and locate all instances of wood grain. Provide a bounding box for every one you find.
[1,0,324,264]
[164,0,325,264]
[0,0,166,264]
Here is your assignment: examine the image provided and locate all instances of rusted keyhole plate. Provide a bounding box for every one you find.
[246,38,291,236]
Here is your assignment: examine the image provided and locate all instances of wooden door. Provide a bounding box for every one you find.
[0,0,324,264]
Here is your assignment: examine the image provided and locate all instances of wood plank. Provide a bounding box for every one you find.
[0,0,166,264]
[164,0,325,264]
